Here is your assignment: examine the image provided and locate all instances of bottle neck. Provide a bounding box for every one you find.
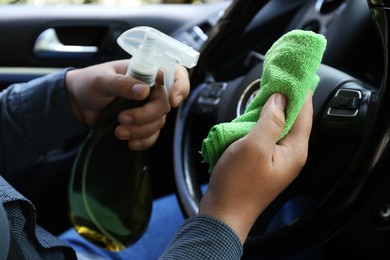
[127,57,157,86]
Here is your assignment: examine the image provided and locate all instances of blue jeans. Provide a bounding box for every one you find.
[59,186,309,259]
[59,193,185,260]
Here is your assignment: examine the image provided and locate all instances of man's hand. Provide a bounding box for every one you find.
[65,60,190,151]
[199,93,313,243]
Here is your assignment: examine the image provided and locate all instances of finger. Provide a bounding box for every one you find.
[169,65,190,107]
[127,131,160,151]
[279,93,313,148]
[155,65,190,107]
[115,115,166,140]
[105,75,150,100]
[118,84,170,126]
[248,93,287,151]
[89,61,150,101]
[288,92,313,138]
[110,59,130,75]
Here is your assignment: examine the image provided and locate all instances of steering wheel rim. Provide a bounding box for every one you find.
[174,0,390,258]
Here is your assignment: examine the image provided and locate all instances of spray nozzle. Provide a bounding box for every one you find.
[117,26,200,93]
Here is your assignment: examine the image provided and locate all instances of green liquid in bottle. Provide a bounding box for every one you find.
[69,98,152,251]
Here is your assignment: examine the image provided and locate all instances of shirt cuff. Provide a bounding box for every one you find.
[160,215,243,260]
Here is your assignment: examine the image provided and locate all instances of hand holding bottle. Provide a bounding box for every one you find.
[67,27,197,251]
[65,59,190,150]
[67,60,191,251]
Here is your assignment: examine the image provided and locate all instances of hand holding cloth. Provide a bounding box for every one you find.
[201,30,327,173]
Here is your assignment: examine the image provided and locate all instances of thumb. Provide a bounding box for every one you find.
[249,93,287,149]
[101,74,150,101]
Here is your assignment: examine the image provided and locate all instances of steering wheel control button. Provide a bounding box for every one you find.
[197,82,227,115]
[321,83,371,134]
[327,89,362,117]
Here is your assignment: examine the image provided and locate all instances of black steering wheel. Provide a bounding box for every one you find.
[174,0,390,258]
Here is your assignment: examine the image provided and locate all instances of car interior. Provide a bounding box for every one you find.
[0,0,389,258]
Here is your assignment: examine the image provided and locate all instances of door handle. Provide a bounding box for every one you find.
[33,28,98,58]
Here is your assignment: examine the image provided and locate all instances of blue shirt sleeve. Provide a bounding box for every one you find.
[0,69,88,176]
[0,70,86,259]
[160,215,243,260]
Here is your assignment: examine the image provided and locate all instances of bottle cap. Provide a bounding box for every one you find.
[117,26,200,92]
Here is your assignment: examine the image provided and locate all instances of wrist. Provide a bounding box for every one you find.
[65,69,86,125]
[199,202,261,244]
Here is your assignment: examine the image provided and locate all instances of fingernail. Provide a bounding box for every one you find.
[274,93,286,110]
[132,83,148,96]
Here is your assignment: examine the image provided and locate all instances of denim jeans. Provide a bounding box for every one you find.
[59,192,185,260]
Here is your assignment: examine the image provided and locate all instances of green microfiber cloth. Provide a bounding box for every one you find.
[201,29,327,173]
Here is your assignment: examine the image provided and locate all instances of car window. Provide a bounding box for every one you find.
[0,0,224,5]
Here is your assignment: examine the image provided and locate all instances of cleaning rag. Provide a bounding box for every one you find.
[201,29,327,173]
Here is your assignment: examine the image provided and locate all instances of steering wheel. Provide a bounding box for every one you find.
[174,0,390,258]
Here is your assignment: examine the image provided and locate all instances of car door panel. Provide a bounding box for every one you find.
[0,3,228,88]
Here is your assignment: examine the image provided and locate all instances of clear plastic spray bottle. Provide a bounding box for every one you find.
[68,26,199,251]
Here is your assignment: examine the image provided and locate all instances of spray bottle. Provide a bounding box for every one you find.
[68,26,199,251]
